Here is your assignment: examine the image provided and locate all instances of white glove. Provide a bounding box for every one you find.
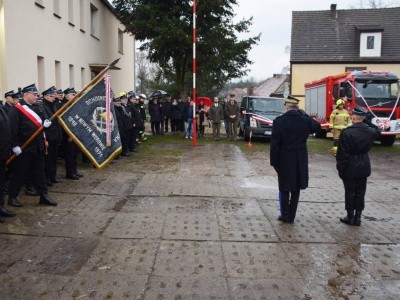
[12,146,22,156]
[43,119,52,128]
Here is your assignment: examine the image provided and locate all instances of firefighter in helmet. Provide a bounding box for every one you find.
[329,98,351,154]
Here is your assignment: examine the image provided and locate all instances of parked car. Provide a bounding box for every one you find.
[239,96,285,140]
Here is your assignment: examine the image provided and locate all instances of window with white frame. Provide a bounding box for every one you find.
[118,29,124,54]
[90,3,99,38]
[360,32,382,57]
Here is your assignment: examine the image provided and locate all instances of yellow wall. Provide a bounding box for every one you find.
[291,63,400,108]
[0,0,135,99]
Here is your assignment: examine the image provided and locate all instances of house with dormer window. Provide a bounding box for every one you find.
[290,4,400,106]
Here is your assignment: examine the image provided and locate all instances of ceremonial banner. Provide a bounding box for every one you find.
[58,76,121,168]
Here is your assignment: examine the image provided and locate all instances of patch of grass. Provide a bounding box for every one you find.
[130,133,399,157]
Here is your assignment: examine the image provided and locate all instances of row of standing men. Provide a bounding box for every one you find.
[0,84,92,223]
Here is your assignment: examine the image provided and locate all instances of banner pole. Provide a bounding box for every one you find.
[6,58,120,165]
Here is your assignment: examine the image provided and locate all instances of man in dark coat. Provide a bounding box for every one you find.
[41,86,63,185]
[3,90,18,114]
[138,94,147,141]
[0,106,15,222]
[115,93,132,156]
[7,84,57,207]
[149,97,162,135]
[127,93,141,153]
[270,95,320,223]
[336,106,380,226]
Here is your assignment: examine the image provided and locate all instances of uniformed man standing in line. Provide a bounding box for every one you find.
[41,86,63,185]
[0,105,15,221]
[61,88,82,180]
[7,84,57,207]
[270,96,320,223]
[336,106,380,226]
[3,90,17,114]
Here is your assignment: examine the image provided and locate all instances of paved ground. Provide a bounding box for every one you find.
[0,141,399,299]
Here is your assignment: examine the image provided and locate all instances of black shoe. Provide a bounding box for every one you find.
[340,216,355,225]
[0,207,16,217]
[51,179,63,183]
[8,197,23,207]
[278,216,285,222]
[39,194,58,206]
[354,211,362,226]
[25,186,39,196]
[66,174,80,180]
[75,172,83,178]
[47,182,53,187]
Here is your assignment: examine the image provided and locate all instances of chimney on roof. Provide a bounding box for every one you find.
[331,4,337,19]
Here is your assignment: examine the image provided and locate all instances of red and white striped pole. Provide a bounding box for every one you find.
[192,0,197,147]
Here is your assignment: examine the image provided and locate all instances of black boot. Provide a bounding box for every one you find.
[8,197,23,207]
[25,184,39,196]
[340,210,354,225]
[39,194,58,206]
[354,210,362,226]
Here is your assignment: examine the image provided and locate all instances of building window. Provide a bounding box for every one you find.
[53,0,61,18]
[55,61,61,89]
[345,67,367,72]
[80,0,85,32]
[90,3,99,38]
[367,36,375,49]
[81,67,86,88]
[359,32,382,57]
[69,64,75,87]
[35,0,45,9]
[118,29,124,54]
[68,0,74,26]
[37,56,45,92]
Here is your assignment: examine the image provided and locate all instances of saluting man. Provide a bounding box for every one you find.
[7,84,57,207]
[270,95,320,223]
[336,106,380,226]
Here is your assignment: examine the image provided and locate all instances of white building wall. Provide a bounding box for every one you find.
[0,0,134,98]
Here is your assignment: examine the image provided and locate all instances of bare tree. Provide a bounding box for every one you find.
[351,0,398,8]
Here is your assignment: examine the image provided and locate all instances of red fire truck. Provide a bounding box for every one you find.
[305,70,400,146]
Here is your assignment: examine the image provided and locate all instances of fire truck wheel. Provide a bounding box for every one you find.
[315,128,327,139]
[380,136,396,147]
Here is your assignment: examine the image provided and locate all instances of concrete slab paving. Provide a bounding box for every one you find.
[0,142,399,299]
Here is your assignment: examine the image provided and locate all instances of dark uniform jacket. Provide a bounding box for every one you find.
[270,110,320,191]
[0,107,11,159]
[114,106,132,136]
[138,100,146,121]
[41,100,62,144]
[3,103,13,115]
[128,103,142,128]
[8,100,46,153]
[336,122,380,179]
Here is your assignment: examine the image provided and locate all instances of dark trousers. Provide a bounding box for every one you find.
[165,116,171,132]
[179,119,185,132]
[151,122,160,135]
[343,178,367,211]
[8,151,48,198]
[128,128,139,151]
[63,139,78,177]
[212,122,221,139]
[44,142,59,182]
[120,131,129,154]
[0,159,6,206]
[280,190,300,222]
[171,119,179,132]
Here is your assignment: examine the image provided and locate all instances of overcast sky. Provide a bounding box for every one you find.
[234,0,400,80]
